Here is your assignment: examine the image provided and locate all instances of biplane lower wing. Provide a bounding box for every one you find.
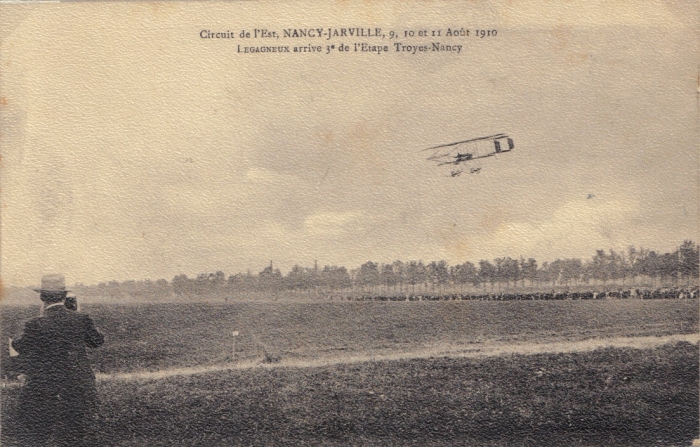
[424,134,514,171]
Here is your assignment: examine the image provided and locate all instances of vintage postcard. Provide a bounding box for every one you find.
[1,1,698,446]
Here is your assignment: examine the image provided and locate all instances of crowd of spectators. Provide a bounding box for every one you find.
[332,286,699,302]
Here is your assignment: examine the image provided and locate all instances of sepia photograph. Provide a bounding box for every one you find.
[1,1,698,445]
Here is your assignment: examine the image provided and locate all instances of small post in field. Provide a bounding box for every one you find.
[231,331,239,362]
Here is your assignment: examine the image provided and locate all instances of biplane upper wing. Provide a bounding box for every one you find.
[424,134,514,167]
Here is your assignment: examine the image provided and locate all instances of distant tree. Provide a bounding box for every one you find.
[560,258,583,287]
[258,263,282,292]
[191,272,226,296]
[286,265,311,291]
[588,250,611,285]
[639,251,660,286]
[427,260,450,294]
[380,263,397,294]
[494,258,506,289]
[150,278,171,299]
[549,259,565,286]
[478,260,497,291]
[520,258,538,287]
[356,261,380,293]
[679,240,699,285]
[627,246,649,284]
[607,250,630,285]
[172,274,192,296]
[495,257,520,289]
[658,252,679,285]
[259,263,281,278]
[536,261,558,287]
[320,265,352,292]
[213,271,227,290]
[452,261,478,293]
[392,261,406,293]
[406,261,427,294]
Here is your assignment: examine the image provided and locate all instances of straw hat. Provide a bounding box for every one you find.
[34,274,69,293]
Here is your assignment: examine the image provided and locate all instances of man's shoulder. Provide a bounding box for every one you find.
[72,310,98,326]
[19,315,48,334]
[45,307,90,322]
[61,308,93,321]
[23,315,43,326]
[74,310,94,318]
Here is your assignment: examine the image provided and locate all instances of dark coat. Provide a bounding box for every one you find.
[12,304,104,445]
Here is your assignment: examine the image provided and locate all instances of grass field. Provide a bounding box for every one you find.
[2,341,697,446]
[2,300,697,375]
[1,300,697,446]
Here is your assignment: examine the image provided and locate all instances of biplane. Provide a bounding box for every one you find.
[424,133,514,176]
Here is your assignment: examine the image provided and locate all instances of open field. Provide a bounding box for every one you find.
[84,332,696,382]
[2,341,697,446]
[2,300,697,375]
[1,300,697,446]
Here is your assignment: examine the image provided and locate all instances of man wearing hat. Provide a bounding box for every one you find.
[12,274,104,447]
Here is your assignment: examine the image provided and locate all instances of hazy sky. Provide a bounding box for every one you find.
[2,1,698,286]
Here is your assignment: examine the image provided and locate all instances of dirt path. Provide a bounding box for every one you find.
[95,332,699,383]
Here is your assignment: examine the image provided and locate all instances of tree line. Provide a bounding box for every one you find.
[72,241,699,299]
